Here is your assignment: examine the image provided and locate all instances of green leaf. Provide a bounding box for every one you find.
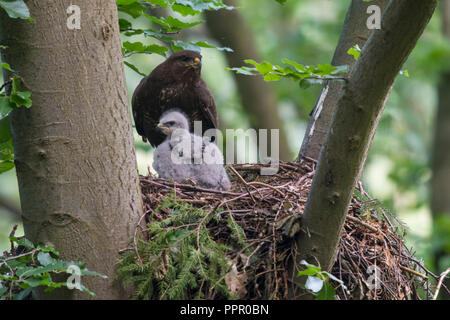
[37,243,59,255]
[37,252,57,266]
[17,237,35,249]
[10,76,32,108]
[282,58,306,72]
[264,73,280,81]
[298,260,322,273]
[0,97,13,119]
[172,3,200,16]
[123,41,169,56]
[78,268,108,279]
[0,161,14,173]
[0,62,12,71]
[118,18,132,31]
[297,268,320,277]
[148,15,202,32]
[124,61,147,77]
[299,78,312,89]
[255,61,274,74]
[193,41,232,51]
[400,70,409,77]
[171,40,201,52]
[174,0,234,12]
[348,44,361,61]
[14,287,32,300]
[116,0,139,5]
[329,65,349,75]
[0,137,14,161]
[117,1,146,18]
[316,282,336,300]
[144,0,168,7]
[23,277,49,288]
[0,0,31,20]
[299,78,322,89]
[315,64,338,75]
[0,283,7,296]
[10,90,32,108]
[226,66,256,76]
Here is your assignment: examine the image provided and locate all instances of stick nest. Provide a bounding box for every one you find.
[130,159,428,300]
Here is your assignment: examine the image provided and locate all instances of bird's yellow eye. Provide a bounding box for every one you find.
[194,57,200,64]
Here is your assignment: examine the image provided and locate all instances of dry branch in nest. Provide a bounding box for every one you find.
[129,159,434,300]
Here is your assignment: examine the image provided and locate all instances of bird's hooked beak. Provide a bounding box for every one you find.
[189,57,201,69]
[157,122,171,135]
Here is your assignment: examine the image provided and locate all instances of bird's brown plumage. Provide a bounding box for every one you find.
[132,50,218,147]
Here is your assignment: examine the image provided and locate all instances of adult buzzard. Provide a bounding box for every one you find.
[132,50,218,147]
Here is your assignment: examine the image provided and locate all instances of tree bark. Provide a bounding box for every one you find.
[205,0,292,161]
[294,0,437,281]
[298,0,389,161]
[0,0,143,299]
[430,0,450,300]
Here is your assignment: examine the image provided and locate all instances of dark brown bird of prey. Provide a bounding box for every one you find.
[132,50,218,147]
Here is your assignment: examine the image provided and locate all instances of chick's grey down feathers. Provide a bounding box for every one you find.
[132,50,218,147]
[153,111,231,191]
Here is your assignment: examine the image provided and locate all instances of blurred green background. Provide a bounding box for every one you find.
[1,0,449,294]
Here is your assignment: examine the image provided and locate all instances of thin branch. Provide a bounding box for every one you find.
[433,268,450,300]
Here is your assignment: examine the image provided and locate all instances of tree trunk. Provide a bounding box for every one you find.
[430,0,450,300]
[205,0,292,161]
[298,0,389,161]
[294,0,437,281]
[0,0,142,299]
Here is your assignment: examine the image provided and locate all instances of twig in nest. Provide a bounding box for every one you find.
[134,211,148,266]
[145,179,241,196]
[347,215,379,233]
[433,268,450,300]
[229,166,256,204]
[247,181,286,197]
[399,265,428,280]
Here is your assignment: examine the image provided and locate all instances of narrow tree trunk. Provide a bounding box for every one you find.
[205,0,292,161]
[294,0,437,280]
[0,0,142,299]
[430,0,450,300]
[298,0,389,161]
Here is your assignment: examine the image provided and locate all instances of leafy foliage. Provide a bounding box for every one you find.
[297,260,348,300]
[0,1,34,175]
[228,59,348,89]
[118,193,246,300]
[0,233,107,299]
[0,0,33,22]
[117,0,233,75]
[0,73,32,174]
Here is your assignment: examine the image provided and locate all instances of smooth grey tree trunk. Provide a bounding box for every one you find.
[298,0,389,161]
[430,0,450,300]
[294,0,437,280]
[0,0,143,299]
